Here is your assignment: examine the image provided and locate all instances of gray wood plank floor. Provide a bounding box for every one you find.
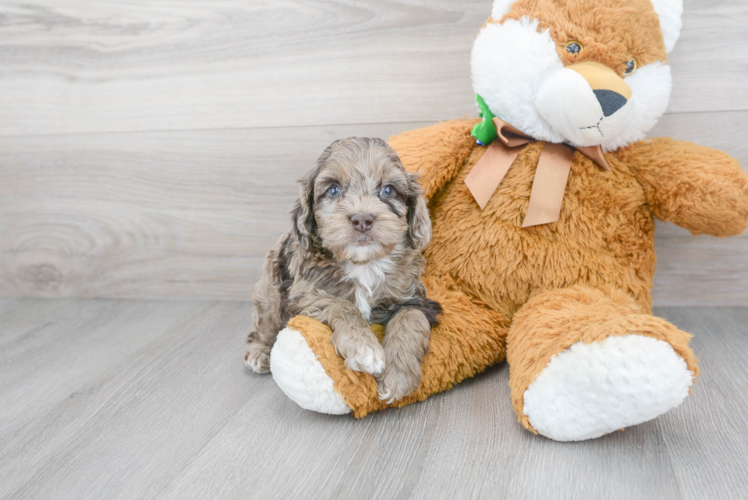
[1,299,747,500]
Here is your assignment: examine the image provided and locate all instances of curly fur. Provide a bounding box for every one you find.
[245,137,440,403]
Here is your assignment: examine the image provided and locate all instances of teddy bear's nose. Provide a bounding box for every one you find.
[593,89,628,117]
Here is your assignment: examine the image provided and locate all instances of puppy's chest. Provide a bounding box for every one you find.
[344,259,394,321]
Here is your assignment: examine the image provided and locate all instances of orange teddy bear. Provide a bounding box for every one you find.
[267,0,748,441]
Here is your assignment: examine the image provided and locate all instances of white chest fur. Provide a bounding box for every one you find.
[344,258,393,321]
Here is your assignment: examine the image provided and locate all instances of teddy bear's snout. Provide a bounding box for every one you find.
[592,89,628,117]
[535,61,635,147]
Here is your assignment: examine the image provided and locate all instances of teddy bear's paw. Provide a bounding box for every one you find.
[523,334,694,442]
[269,327,351,415]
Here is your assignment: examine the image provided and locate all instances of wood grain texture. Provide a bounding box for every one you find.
[0,0,745,136]
[0,122,428,299]
[0,0,746,303]
[1,114,746,304]
[1,299,747,499]
[0,299,254,499]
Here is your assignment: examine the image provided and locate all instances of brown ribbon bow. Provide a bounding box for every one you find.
[465,118,611,228]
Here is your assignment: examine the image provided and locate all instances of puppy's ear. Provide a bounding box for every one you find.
[292,165,320,253]
[293,144,338,253]
[406,173,432,250]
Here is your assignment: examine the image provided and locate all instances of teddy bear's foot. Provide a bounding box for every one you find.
[523,334,693,441]
[270,327,351,415]
[508,286,699,441]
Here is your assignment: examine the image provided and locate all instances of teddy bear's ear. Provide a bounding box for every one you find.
[491,0,514,22]
[650,0,683,53]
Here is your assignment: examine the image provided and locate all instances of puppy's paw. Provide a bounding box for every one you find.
[244,346,271,374]
[341,341,386,376]
[377,366,421,404]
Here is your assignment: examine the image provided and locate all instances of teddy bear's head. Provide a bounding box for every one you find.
[471,0,682,152]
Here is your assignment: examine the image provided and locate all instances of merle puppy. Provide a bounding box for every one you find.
[244,137,439,403]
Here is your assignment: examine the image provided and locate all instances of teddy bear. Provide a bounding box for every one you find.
[266,0,748,441]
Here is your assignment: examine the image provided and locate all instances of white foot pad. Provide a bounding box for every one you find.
[270,328,351,415]
[523,334,694,441]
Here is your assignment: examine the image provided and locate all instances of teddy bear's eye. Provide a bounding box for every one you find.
[623,59,637,76]
[565,41,582,54]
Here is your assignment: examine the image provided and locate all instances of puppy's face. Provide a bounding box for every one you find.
[294,138,431,264]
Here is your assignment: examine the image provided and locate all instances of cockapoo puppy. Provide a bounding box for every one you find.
[244,137,440,402]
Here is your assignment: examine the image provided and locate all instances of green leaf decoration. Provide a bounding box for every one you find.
[470,94,498,145]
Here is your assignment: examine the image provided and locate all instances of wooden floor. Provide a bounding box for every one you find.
[1,299,747,500]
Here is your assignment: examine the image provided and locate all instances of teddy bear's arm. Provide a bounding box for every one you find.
[389,120,478,200]
[618,137,748,237]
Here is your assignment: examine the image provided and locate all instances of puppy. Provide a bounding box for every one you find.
[244,137,440,403]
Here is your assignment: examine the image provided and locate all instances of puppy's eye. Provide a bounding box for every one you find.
[623,59,637,76]
[327,185,342,198]
[565,41,582,54]
[380,186,395,199]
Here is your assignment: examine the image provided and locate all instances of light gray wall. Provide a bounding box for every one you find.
[0,0,745,304]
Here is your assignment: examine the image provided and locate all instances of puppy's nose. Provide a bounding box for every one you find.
[351,213,374,232]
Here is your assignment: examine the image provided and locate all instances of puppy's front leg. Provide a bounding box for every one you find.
[331,317,386,377]
[245,330,272,374]
[377,307,431,403]
[244,255,285,374]
[302,296,385,376]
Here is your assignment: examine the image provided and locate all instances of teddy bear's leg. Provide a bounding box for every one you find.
[507,285,699,441]
[269,319,353,415]
[269,274,510,417]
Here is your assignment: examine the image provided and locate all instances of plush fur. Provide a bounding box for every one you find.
[267,0,748,440]
[523,333,693,441]
[650,0,683,53]
[491,0,514,21]
[472,18,566,145]
[474,0,675,152]
[270,326,352,415]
